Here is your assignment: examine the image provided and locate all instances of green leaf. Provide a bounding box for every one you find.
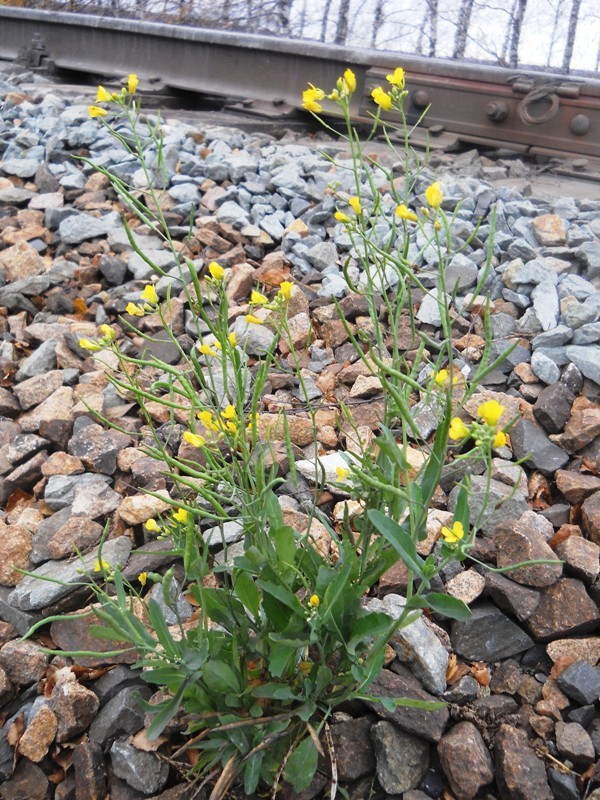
[234,570,260,619]
[268,644,296,678]
[453,482,471,532]
[146,598,179,659]
[284,736,318,792]
[367,510,425,580]
[203,661,240,693]
[251,683,299,700]
[243,751,263,795]
[146,682,187,740]
[424,592,472,620]
[373,695,446,713]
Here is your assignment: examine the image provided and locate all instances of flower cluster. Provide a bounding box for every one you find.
[245,281,293,324]
[449,399,507,449]
[89,73,139,118]
[79,324,116,353]
[370,66,406,112]
[126,283,159,317]
[301,68,357,113]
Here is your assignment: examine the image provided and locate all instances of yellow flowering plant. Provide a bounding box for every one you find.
[26,69,557,800]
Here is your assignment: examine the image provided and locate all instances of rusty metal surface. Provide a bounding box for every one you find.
[0,7,599,157]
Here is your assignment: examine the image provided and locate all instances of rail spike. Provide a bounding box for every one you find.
[16,32,55,73]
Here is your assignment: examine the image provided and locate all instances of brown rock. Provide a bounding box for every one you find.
[532,214,567,246]
[0,522,32,586]
[494,517,562,587]
[349,375,383,398]
[464,389,521,428]
[0,639,49,686]
[555,721,595,765]
[51,611,138,668]
[257,413,314,447]
[494,724,552,800]
[48,669,100,741]
[555,535,600,583]
[445,569,486,604]
[0,664,15,705]
[118,491,172,525]
[0,241,47,281]
[47,516,105,559]
[41,452,85,477]
[556,470,600,505]
[19,386,74,434]
[485,571,541,622]
[582,491,600,543]
[438,721,493,800]
[0,760,50,800]
[558,407,600,453]
[329,718,375,781]
[72,741,107,800]
[320,318,351,349]
[547,637,600,665]
[18,706,58,762]
[526,578,600,641]
[491,660,522,695]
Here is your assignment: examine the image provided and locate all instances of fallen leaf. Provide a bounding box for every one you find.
[471,662,490,687]
[129,729,168,752]
[73,297,88,315]
[6,714,24,747]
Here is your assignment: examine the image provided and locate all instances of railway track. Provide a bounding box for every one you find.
[1,6,600,164]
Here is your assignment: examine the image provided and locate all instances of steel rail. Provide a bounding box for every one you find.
[1,7,599,157]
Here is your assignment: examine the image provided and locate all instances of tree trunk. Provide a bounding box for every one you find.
[371,0,384,48]
[320,0,333,40]
[453,0,475,59]
[427,0,438,56]
[416,3,430,54]
[547,0,564,65]
[561,0,582,72]
[276,0,294,35]
[508,0,528,67]
[334,0,351,45]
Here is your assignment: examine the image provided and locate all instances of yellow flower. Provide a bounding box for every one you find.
[425,181,443,209]
[396,204,418,222]
[79,338,101,352]
[224,420,238,434]
[251,290,269,305]
[228,331,237,346]
[140,284,159,305]
[449,417,470,441]
[336,466,350,481]
[89,105,107,118]
[335,211,351,223]
[145,519,161,533]
[197,410,220,432]
[493,430,507,448]
[183,431,206,448]
[348,196,362,215]
[477,399,504,427]
[126,302,145,317]
[96,85,112,103]
[279,281,293,300]
[99,324,115,340]
[127,73,139,94]
[307,594,320,608]
[138,572,147,586]
[434,369,458,388]
[302,84,324,113]
[173,508,190,524]
[221,405,237,420]
[94,558,111,573]
[371,87,393,110]
[246,314,263,325]
[208,262,225,280]
[342,68,357,93]
[386,67,406,89]
[441,521,465,545]
[199,343,217,358]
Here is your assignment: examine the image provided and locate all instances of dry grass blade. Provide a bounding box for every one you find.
[324,722,338,800]
[209,754,238,800]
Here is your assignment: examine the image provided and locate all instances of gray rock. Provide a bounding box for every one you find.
[448,476,528,534]
[559,274,597,301]
[417,288,448,327]
[168,183,199,204]
[58,212,121,244]
[89,686,152,745]
[1,157,39,178]
[215,200,249,226]
[445,253,478,290]
[557,660,600,705]
[147,578,193,625]
[366,594,448,695]
[8,536,132,611]
[573,322,600,345]
[577,241,600,279]
[451,603,534,660]
[230,316,276,356]
[127,249,175,280]
[531,280,559,331]
[202,520,243,549]
[532,325,573,348]
[371,721,430,795]
[510,419,570,475]
[533,382,575,434]
[308,241,338,271]
[530,350,560,384]
[566,345,600,385]
[15,339,57,382]
[110,739,169,794]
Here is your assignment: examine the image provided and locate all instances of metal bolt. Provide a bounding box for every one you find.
[570,114,590,135]
[411,90,430,109]
[486,101,509,122]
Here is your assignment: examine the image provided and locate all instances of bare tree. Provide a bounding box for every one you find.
[320,0,333,40]
[508,0,528,67]
[334,0,351,44]
[453,0,475,59]
[371,0,384,47]
[562,0,582,71]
